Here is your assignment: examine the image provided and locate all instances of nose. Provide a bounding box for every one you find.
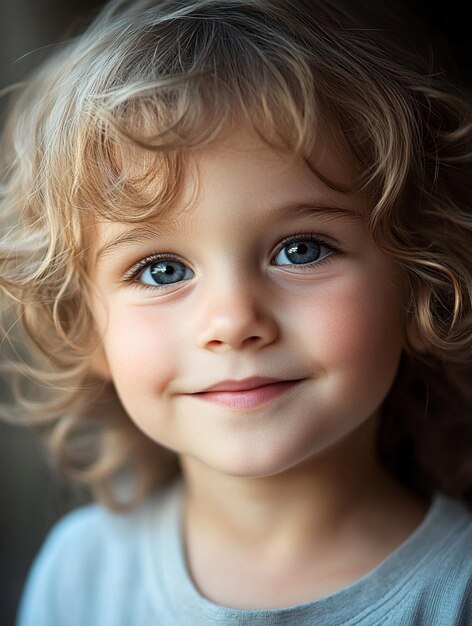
[195,279,279,352]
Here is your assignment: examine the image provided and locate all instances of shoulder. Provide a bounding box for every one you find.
[28,499,143,575]
[418,494,472,580]
[400,494,472,624]
[428,494,472,563]
[39,501,116,549]
[16,489,170,626]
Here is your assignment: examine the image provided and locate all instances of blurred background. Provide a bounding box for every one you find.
[0,0,471,624]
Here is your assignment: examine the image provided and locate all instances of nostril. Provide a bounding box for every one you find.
[197,309,279,351]
[206,339,225,348]
[245,335,263,345]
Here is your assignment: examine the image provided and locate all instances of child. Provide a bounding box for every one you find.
[1,0,471,624]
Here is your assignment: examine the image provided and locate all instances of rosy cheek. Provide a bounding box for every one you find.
[294,275,403,374]
[103,306,178,393]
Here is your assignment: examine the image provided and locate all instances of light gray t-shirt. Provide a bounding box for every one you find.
[17,480,472,625]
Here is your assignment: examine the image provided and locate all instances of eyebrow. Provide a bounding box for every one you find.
[273,201,362,221]
[96,226,171,262]
[95,202,362,262]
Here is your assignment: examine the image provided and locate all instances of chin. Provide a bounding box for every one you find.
[199,441,314,479]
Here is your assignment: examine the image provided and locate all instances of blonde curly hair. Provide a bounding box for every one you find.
[1,0,471,510]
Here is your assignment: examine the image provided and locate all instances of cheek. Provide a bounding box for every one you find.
[293,273,404,382]
[101,305,179,394]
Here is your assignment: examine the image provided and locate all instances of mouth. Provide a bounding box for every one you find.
[191,377,305,410]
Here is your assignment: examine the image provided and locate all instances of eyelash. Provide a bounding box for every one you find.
[121,232,341,292]
[122,252,188,293]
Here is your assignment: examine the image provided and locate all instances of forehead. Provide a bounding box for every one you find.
[91,124,365,254]
[189,124,355,190]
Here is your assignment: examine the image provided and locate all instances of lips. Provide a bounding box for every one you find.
[199,376,294,393]
[192,377,304,409]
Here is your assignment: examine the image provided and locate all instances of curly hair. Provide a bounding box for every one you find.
[1,0,471,510]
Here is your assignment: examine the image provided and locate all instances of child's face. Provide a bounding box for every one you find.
[91,126,407,478]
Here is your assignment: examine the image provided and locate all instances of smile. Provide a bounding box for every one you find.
[191,378,304,410]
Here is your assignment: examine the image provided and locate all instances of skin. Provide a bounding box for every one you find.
[90,126,429,609]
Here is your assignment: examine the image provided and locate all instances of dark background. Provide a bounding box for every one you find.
[0,1,471,624]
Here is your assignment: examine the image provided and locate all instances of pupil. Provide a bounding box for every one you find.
[149,260,186,285]
[286,240,320,264]
[151,262,174,275]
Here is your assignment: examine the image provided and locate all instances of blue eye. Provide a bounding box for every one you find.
[138,258,194,286]
[273,238,332,266]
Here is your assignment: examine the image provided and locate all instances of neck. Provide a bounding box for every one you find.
[178,412,430,609]
[180,412,418,558]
